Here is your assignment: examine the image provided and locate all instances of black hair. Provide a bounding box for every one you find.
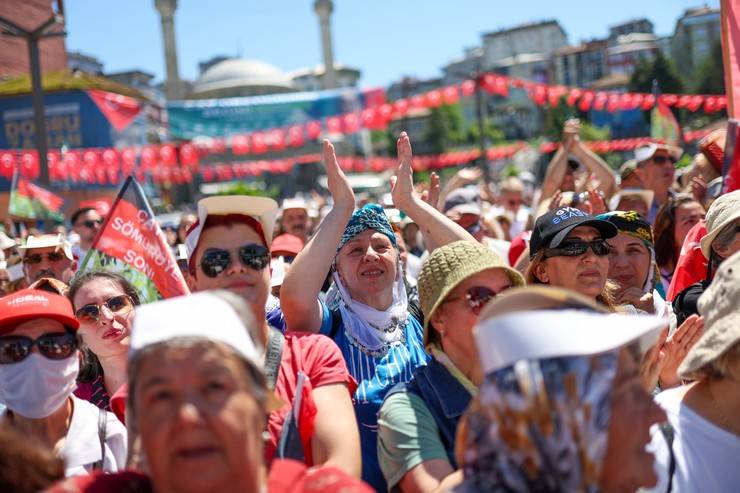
[70,207,97,226]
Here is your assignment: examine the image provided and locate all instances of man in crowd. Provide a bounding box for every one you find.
[19,234,76,285]
[443,187,510,261]
[632,142,682,223]
[70,207,103,262]
[279,197,312,244]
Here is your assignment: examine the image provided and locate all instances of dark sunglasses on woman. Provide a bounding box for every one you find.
[75,294,135,323]
[651,155,677,165]
[199,244,270,278]
[544,239,611,258]
[24,251,67,264]
[0,332,78,364]
[82,219,103,228]
[444,285,509,316]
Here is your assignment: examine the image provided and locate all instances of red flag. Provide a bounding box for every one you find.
[87,89,143,131]
[721,0,740,117]
[666,221,708,301]
[79,176,190,302]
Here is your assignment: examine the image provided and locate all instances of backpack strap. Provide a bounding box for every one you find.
[659,422,676,493]
[93,407,107,470]
[264,328,285,391]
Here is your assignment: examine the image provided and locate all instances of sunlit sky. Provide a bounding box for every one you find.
[66,0,720,89]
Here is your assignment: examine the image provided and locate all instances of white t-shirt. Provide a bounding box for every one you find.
[62,396,128,476]
[645,386,740,493]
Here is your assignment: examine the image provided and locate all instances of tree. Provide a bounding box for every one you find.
[629,51,684,94]
[466,120,505,145]
[692,41,725,95]
[425,103,464,154]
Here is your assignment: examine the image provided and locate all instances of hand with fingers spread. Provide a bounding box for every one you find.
[640,327,668,391]
[390,132,417,211]
[454,167,482,185]
[659,315,705,389]
[323,139,355,212]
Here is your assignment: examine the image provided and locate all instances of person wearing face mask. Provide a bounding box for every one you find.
[0,289,127,476]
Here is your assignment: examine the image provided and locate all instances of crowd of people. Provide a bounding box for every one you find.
[0,123,738,492]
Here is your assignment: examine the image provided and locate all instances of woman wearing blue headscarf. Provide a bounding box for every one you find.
[281,132,475,490]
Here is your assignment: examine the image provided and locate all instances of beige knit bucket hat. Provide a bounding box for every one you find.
[417,240,524,346]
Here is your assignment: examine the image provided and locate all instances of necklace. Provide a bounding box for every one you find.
[707,380,740,437]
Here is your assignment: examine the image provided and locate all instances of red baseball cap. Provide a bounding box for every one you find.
[0,288,79,335]
[271,234,304,257]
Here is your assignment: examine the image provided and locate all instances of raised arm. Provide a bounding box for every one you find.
[540,145,569,201]
[281,140,355,333]
[392,133,476,252]
[571,139,617,198]
[436,167,482,212]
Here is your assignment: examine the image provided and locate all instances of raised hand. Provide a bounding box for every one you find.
[618,287,655,314]
[391,132,416,210]
[659,315,704,389]
[420,172,441,209]
[455,167,482,185]
[323,139,355,211]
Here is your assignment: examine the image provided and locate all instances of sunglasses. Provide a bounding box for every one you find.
[200,244,270,278]
[24,251,67,264]
[651,155,677,165]
[82,219,103,228]
[0,332,78,364]
[444,286,508,316]
[75,294,135,323]
[545,239,611,258]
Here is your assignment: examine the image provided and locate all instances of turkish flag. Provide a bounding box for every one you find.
[87,89,143,131]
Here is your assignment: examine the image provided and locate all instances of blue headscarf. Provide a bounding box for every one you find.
[337,204,397,252]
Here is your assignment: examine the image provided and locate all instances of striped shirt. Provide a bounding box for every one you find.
[74,375,111,412]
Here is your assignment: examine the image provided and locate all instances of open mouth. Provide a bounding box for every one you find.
[360,269,384,278]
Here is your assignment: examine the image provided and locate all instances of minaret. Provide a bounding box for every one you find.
[154,0,185,99]
[313,0,338,90]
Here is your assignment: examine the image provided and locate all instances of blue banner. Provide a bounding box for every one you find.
[0,90,114,149]
[166,87,385,139]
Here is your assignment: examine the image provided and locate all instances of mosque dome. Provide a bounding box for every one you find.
[191,58,295,98]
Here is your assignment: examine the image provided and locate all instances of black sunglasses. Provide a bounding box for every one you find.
[651,155,677,165]
[82,219,103,228]
[75,294,135,323]
[444,285,509,316]
[24,251,67,264]
[200,244,270,278]
[0,332,78,364]
[545,239,611,258]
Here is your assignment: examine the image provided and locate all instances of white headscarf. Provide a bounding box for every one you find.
[325,259,409,357]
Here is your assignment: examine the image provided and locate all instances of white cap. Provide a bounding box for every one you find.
[634,142,682,163]
[609,188,655,212]
[475,309,665,374]
[19,234,73,261]
[131,292,262,369]
[185,195,279,260]
[281,197,308,212]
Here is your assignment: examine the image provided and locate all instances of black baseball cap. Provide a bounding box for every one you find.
[529,207,618,260]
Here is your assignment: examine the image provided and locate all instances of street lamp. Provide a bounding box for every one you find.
[0,0,66,187]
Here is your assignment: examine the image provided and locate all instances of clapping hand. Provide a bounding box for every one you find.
[659,315,704,389]
[323,139,355,211]
[390,132,417,210]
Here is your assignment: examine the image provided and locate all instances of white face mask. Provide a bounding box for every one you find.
[0,353,79,419]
